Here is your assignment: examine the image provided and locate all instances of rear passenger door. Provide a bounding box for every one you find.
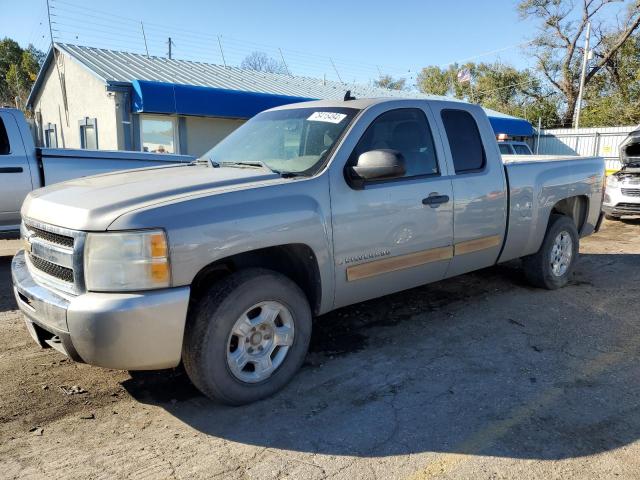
[0,111,34,230]
[428,105,508,278]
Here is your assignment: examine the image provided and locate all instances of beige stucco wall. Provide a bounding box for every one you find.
[31,51,120,150]
[183,116,245,157]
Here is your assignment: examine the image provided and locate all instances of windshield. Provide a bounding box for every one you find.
[200,107,359,175]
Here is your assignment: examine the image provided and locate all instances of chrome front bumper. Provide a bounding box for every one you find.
[12,250,191,370]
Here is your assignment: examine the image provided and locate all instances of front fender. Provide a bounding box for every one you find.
[108,175,334,313]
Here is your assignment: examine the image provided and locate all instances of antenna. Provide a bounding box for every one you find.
[141,22,149,58]
[167,37,174,59]
[217,35,227,68]
[344,90,356,101]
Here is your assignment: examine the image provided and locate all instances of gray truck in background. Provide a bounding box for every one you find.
[0,108,192,235]
[12,98,605,405]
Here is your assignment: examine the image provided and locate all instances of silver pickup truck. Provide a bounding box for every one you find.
[0,108,192,235]
[11,98,605,404]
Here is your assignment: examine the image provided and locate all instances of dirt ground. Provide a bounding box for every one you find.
[0,219,639,480]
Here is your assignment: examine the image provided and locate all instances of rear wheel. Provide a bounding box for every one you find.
[183,268,312,405]
[522,214,579,289]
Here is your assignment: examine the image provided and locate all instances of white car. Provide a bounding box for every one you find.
[603,127,640,220]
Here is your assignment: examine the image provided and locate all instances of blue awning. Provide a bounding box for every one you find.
[131,80,533,137]
[131,80,314,119]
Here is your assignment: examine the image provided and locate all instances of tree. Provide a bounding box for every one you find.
[374,74,406,90]
[519,0,640,127]
[580,32,640,126]
[417,61,561,127]
[240,51,288,74]
[0,38,44,110]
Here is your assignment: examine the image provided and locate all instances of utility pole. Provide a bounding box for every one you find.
[167,37,174,60]
[574,22,591,129]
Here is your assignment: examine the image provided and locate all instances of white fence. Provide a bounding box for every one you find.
[534,125,637,172]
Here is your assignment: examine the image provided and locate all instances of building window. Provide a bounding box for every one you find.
[44,123,58,148]
[140,115,177,154]
[79,117,98,150]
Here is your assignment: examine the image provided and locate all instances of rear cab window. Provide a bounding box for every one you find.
[498,143,512,155]
[440,109,486,173]
[0,117,10,155]
[513,144,532,155]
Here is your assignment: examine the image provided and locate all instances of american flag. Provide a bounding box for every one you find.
[457,69,472,84]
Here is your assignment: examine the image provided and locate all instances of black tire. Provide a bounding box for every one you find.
[605,214,620,221]
[522,214,579,290]
[182,268,312,405]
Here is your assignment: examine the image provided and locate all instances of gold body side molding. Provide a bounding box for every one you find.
[454,234,502,255]
[346,246,453,282]
[345,234,503,282]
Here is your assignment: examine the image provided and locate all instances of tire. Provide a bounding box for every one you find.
[605,214,620,221]
[182,268,312,405]
[522,214,579,290]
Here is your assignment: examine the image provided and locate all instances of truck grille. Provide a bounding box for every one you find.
[28,254,74,283]
[26,224,74,248]
[22,220,86,294]
[615,203,640,212]
[621,188,640,197]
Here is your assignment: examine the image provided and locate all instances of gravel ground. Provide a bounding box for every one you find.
[0,219,639,479]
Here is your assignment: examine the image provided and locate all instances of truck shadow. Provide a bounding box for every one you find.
[0,256,17,313]
[121,252,640,460]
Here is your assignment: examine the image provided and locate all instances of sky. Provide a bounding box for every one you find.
[0,0,627,87]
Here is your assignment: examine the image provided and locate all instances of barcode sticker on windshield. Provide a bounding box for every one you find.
[307,112,347,124]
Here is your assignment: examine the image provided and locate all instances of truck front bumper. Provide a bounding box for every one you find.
[11,250,190,370]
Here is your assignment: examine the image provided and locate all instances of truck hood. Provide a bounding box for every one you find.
[22,163,281,231]
[620,127,640,166]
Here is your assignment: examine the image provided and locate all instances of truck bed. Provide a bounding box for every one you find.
[499,154,605,263]
[38,148,194,185]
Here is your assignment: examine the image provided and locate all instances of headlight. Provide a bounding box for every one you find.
[84,230,170,291]
[606,175,619,188]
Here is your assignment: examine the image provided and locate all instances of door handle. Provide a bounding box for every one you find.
[0,167,23,173]
[422,194,450,207]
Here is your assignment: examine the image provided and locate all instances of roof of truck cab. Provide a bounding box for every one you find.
[268,97,457,111]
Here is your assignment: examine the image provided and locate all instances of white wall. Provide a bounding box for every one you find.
[31,51,120,150]
[183,116,245,157]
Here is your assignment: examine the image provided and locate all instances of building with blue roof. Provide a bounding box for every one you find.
[27,43,533,155]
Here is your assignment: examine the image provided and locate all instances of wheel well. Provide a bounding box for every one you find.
[190,244,322,315]
[550,195,588,234]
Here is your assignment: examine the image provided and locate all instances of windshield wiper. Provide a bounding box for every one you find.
[219,161,280,174]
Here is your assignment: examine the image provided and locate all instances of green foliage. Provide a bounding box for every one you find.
[374,74,406,90]
[0,37,45,110]
[417,61,561,128]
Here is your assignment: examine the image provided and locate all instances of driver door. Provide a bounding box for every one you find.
[329,106,454,308]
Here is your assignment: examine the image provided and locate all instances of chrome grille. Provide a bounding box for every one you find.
[28,254,74,283]
[621,188,640,197]
[26,224,74,248]
[22,219,86,295]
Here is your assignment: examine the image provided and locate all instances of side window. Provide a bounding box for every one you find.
[0,118,10,155]
[350,108,439,179]
[79,117,98,150]
[498,143,512,155]
[441,109,486,173]
[44,123,58,148]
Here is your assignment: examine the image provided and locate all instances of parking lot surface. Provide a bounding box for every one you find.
[0,220,639,479]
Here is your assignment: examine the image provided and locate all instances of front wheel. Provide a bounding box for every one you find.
[183,268,312,405]
[522,214,579,289]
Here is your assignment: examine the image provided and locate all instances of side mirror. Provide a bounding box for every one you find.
[349,149,405,188]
